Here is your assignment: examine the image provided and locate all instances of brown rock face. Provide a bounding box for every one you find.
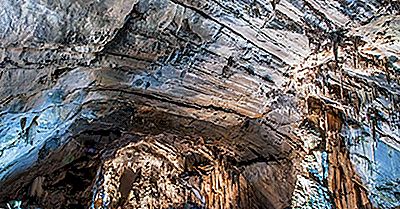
[0,0,399,209]
[91,134,250,209]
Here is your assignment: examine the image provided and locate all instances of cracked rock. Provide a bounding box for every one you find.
[0,0,399,209]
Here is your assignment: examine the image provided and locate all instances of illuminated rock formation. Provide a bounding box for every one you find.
[0,0,399,208]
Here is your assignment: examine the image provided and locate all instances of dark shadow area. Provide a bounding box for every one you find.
[0,101,296,209]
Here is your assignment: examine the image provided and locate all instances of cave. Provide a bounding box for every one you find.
[0,0,399,209]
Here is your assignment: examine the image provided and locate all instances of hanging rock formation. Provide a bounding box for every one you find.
[0,0,399,208]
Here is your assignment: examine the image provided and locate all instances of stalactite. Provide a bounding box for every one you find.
[0,1,399,209]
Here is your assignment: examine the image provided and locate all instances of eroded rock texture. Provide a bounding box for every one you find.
[0,0,399,208]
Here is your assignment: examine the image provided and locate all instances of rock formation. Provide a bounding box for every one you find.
[0,0,399,208]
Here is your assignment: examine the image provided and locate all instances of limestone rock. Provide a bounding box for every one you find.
[0,0,399,208]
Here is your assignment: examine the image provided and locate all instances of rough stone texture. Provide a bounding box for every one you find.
[0,0,399,209]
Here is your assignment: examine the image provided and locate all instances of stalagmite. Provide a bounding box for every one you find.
[0,0,399,209]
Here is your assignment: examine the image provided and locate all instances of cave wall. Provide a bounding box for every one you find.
[0,0,399,208]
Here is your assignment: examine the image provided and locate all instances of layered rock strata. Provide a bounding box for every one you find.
[0,0,399,208]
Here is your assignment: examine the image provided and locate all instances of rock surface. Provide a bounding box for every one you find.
[0,0,399,208]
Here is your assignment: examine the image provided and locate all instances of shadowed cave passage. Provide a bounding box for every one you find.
[1,0,399,208]
[0,103,296,209]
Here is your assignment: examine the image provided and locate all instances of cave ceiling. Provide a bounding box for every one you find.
[0,0,399,208]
